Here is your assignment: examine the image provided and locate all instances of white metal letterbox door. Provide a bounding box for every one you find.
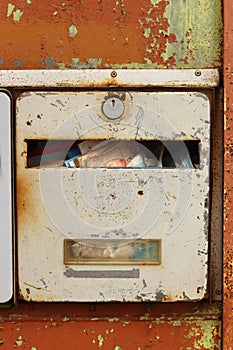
[16,89,211,302]
[0,92,13,304]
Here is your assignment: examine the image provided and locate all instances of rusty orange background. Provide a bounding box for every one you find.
[0,0,222,69]
[0,303,221,349]
[0,0,227,348]
[0,0,175,69]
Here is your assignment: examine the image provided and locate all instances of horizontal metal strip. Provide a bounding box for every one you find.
[0,69,219,88]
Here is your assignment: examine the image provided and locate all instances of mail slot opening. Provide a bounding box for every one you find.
[27,139,200,169]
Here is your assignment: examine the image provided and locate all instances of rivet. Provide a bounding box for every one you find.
[215,288,222,295]
[195,70,202,77]
[111,71,117,78]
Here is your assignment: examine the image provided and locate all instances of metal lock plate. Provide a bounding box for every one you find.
[102,95,125,120]
[16,89,211,302]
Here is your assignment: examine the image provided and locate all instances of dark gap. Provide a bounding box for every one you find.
[26,139,200,169]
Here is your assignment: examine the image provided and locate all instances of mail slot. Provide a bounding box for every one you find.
[0,69,220,303]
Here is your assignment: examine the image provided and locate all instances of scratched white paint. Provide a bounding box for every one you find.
[0,69,219,88]
[16,89,211,302]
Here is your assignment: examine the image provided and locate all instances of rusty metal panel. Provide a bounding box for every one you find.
[209,89,223,301]
[16,89,211,302]
[0,303,222,349]
[0,0,223,69]
[0,317,222,349]
[223,0,233,348]
[0,91,13,304]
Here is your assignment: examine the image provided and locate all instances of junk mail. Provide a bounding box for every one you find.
[16,90,210,302]
[27,139,195,169]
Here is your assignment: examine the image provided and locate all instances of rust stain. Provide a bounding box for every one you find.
[0,1,146,69]
[0,0,222,69]
[0,0,224,347]
[0,302,222,348]
[16,174,39,225]
[224,1,233,348]
[0,311,222,349]
[138,0,177,68]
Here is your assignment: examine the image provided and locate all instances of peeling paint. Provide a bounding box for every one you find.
[56,62,66,69]
[138,0,177,68]
[13,9,23,23]
[69,24,78,37]
[7,3,15,17]
[163,0,223,68]
[62,316,69,322]
[139,313,150,321]
[105,328,114,334]
[45,57,56,68]
[186,321,221,349]
[0,310,222,349]
[150,0,161,4]
[224,2,233,343]
[71,58,102,69]
[137,0,222,68]
[143,28,151,38]
[98,334,104,347]
[108,318,120,323]
[0,0,222,69]
[13,59,22,67]
[104,62,163,69]
[0,0,224,345]
[15,335,23,347]
[171,320,182,327]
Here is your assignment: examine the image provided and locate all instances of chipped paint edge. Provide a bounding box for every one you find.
[0,69,219,88]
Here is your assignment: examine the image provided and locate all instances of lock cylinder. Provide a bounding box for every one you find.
[102,94,125,120]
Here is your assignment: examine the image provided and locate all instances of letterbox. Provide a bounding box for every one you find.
[0,69,221,303]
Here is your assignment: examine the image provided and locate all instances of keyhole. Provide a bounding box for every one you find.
[102,96,125,119]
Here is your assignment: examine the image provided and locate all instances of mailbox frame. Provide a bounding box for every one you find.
[0,69,222,304]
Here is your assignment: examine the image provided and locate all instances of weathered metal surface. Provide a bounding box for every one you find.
[0,303,223,349]
[0,92,13,304]
[16,90,210,302]
[209,89,223,301]
[223,0,233,348]
[0,0,223,69]
[0,0,223,347]
[0,69,220,88]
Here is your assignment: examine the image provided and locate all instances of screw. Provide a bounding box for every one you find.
[111,71,117,78]
[215,288,222,295]
[195,70,202,77]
